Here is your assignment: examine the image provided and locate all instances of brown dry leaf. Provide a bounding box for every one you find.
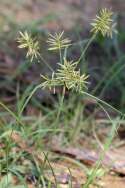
[44,160,125,188]
[107,147,125,175]
[51,146,98,166]
[10,132,86,187]
[51,146,125,175]
[101,175,125,188]
[8,131,125,187]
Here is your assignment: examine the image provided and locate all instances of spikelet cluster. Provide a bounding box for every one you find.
[41,59,89,93]
[17,31,40,61]
[47,31,71,51]
[91,8,117,38]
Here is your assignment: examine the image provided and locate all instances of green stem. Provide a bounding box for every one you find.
[99,63,125,97]
[84,116,120,188]
[0,101,24,126]
[81,91,123,116]
[19,83,43,116]
[78,34,96,64]
[83,96,121,187]
[54,86,65,127]
[39,55,54,72]
[5,141,9,186]
[59,47,63,64]
[92,55,125,95]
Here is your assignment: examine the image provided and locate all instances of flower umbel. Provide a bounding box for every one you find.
[17,31,40,61]
[41,59,89,93]
[47,31,71,51]
[91,8,117,37]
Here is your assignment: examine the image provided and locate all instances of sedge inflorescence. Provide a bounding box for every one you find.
[41,59,89,93]
[17,8,117,93]
[17,31,40,61]
[47,31,71,51]
[91,8,117,38]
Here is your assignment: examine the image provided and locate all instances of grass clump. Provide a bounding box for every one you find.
[0,8,122,188]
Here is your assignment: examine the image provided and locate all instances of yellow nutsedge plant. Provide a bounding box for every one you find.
[13,8,122,188]
[17,8,118,118]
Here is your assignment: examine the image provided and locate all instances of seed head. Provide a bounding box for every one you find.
[41,59,89,93]
[17,31,40,61]
[47,31,71,51]
[91,8,117,38]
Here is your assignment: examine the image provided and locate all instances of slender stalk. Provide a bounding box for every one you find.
[84,116,120,188]
[43,152,58,187]
[19,83,43,116]
[54,86,66,128]
[70,103,83,142]
[92,55,125,95]
[81,91,123,187]
[0,101,24,126]
[59,47,63,64]
[78,34,96,64]
[5,141,9,186]
[39,55,54,72]
[99,63,125,97]
[81,91,123,116]
[6,128,14,181]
